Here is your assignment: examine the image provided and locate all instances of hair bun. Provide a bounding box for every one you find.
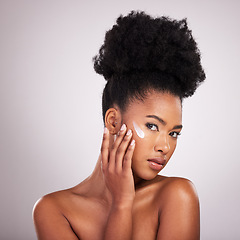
[93,11,205,98]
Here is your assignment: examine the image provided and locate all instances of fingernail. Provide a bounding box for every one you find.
[104,127,108,134]
[126,129,132,136]
[120,124,126,131]
[130,139,135,146]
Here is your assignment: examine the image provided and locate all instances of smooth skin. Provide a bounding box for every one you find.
[33,91,200,240]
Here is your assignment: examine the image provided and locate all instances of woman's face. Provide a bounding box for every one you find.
[121,91,182,181]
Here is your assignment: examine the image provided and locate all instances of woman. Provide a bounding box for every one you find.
[33,11,205,240]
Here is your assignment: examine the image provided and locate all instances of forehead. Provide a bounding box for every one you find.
[123,91,182,122]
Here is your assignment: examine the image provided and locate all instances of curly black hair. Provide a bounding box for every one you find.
[93,11,205,120]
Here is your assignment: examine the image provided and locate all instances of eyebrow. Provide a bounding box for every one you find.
[146,115,183,130]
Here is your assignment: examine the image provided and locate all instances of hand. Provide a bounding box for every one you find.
[101,124,136,206]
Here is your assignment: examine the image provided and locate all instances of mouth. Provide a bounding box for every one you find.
[147,158,166,171]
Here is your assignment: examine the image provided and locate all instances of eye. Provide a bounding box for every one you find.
[146,123,159,131]
[169,131,181,139]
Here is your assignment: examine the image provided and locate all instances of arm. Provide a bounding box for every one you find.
[101,125,135,240]
[33,125,135,240]
[33,196,79,240]
[157,178,200,240]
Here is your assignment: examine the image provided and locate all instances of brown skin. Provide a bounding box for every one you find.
[33,91,200,240]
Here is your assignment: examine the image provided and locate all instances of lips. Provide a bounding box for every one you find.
[147,158,166,171]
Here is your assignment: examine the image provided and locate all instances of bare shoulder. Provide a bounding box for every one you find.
[158,176,199,201]
[155,176,200,240]
[33,191,65,220]
[33,189,80,240]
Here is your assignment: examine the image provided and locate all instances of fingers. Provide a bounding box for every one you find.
[115,129,133,171]
[101,127,110,171]
[108,124,127,169]
[101,124,135,173]
[122,139,135,171]
[111,124,127,151]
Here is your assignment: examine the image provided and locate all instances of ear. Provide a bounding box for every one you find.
[105,108,121,134]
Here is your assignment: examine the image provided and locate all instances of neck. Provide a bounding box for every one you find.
[84,155,112,202]
[82,134,144,201]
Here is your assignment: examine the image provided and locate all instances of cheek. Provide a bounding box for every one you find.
[132,121,153,140]
[133,121,145,138]
[133,137,145,153]
[168,140,177,156]
[132,134,154,160]
[131,122,158,152]
[132,133,145,152]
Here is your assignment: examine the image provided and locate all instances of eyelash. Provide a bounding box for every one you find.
[145,123,181,138]
[146,123,159,131]
[169,131,181,139]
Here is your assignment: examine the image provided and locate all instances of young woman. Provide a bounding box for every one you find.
[33,11,205,240]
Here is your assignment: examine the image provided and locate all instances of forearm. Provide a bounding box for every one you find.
[103,202,133,240]
[101,126,135,239]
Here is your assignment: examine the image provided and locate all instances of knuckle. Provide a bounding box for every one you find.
[109,152,116,160]
[116,148,122,155]
[116,146,125,156]
[118,130,124,136]
[123,155,129,162]
[111,141,118,150]
[108,167,115,175]
[102,134,107,140]
[102,166,107,173]
[102,135,108,142]
[123,135,130,141]
[100,146,105,152]
[115,168,122,175]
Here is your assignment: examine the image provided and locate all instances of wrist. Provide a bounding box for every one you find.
[112,198,134,210]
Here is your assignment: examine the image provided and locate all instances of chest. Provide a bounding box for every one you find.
[66,194,160,240]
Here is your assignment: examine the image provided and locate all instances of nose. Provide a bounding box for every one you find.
[154,133,170,154]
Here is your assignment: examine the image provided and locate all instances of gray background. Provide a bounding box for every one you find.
[1,0,240,239]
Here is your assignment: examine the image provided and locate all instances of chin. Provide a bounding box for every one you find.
[132,160,164,181]
[133,168,160,181]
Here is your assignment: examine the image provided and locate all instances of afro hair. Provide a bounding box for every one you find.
[93,11,206,118]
